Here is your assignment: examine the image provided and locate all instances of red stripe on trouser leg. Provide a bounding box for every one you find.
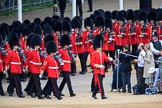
[94,74,103,97]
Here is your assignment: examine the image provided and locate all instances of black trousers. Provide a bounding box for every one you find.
[76,0,83,18]
[7,73,23,96]
[84,52,89,66]
[0,73,4,94]
[131,44,138,56]
[92,74,105,98]
[103,51,115,71]
[58,0,67,19]
[30,73,42,97]
[59,72,74,95]
[43,78,61,98]
[88,0,93,11]
[136,67,145,93]
[24,73,33,95]
[78,53,87,72]
[91,74,94,92]
[71,61,76,74]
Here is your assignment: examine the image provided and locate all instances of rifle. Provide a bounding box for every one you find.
[87,28,94,41]
[67,48,76,62]
[0,47,7,56]
[120,22,126,36]
[17,47,27,62]
[54,52,64,66]
[76,29,82,43]
[141,22,147,36]
[130,22,136,35]
[39,49,48,58]
[108,30,114,42]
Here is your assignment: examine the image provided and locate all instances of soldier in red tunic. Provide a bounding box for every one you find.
[41,41,62,100]
[91,34,111,99]
[59,35,76,97]
[25,34,44,99]
[156,9,162,40]
[5,36,25,98]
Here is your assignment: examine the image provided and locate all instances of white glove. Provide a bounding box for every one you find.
[39,74,43,78]
[98,65,105,69]
[109,57,113,62]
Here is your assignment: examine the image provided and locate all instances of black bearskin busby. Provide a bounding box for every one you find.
[138,10,146,21]
[22,27,32,37]
[23,19,31,27]
[105,18,113,30]
[112,10,118,20]
[95,15,105,27]
[46,41,57,54]
[84,17,93,29]
[93,34,104,50]
[0,27,6,41]
[126,9,135,21]
[63,17,71,22]
[116,11,124,21]
[26,33,34,47]
[33,18,41,25]
[0,35,3,46]
[8,35,19,50]
[44,17,52,26]
[52,15,61,21]
[62,20,71,33]
[71,17,82,29]
[44,34,54,46]
[30,34,42,49]
[53,20,62,32]
[43,24,53,36]
[33,24,42,36]
[60,35,71,47]
[147,10,157,23]
[0,23,9,36]
[105,11,112,19]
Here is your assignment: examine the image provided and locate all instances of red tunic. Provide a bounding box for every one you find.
[114,24,129,46]
[136,24,150,44]
[91,51,109,76]
[70,32,84,54]
[59,48,71,72]
[126,23,138,45]
[0,52,4,72]
[157,24,162,40]
[5,50,22,74]
[41,56,59,78]
[25,50,42,74]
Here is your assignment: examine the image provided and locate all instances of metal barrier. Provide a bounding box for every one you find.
[0,0,53,12]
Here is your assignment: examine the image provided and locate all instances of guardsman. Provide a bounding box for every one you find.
[26,34,44,99]
[41,41,62,100]
[147,9,157,41]
[53,20,62,49]
[126,9,138,55]
[156,9,162,40]
[91,34,111,99]
[136,10,150,45]
[71,16,86,74]
[83,17,94,70]
[103,18,115,71]
[59,35,76,97]
[5,35,25,98]
[114,11,128,51]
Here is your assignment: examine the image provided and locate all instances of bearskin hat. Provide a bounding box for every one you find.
[53,20,62,32]
[8,35,19,49]
[60,35,71,47]
[12,20,21,28]
[0,35,3,46]
[62,20,71,32]
[44,16,52,26]
[33,24,42,36]
[93,34,104,50]
[0,23,9,36]
[63,17,71,22]
[46,41,57,54]
[138,10,146,21]
[26,33,34,47]
[157,9,162,21]
[23,19,31,26]
[105,18,113,30]
[105,11,112,19]
[126,9,135,21]
[95,15,105,27]
[134,10,140,21]
[71,17,82,29]
[116,11,124,21]
[72,16,82,27]
[94,10,104,18]
[34,18,41,25]
[147,10,157,23]
[52,15,61,21]
[30,34,42,48]
[22,26,32,37]
[84,17,93,29]
[44,34,54,46]
[0,27,6,41]
[43,24,53,36]
[112,10,118,20]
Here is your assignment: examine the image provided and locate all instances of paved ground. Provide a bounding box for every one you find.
[0,0,162,108]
